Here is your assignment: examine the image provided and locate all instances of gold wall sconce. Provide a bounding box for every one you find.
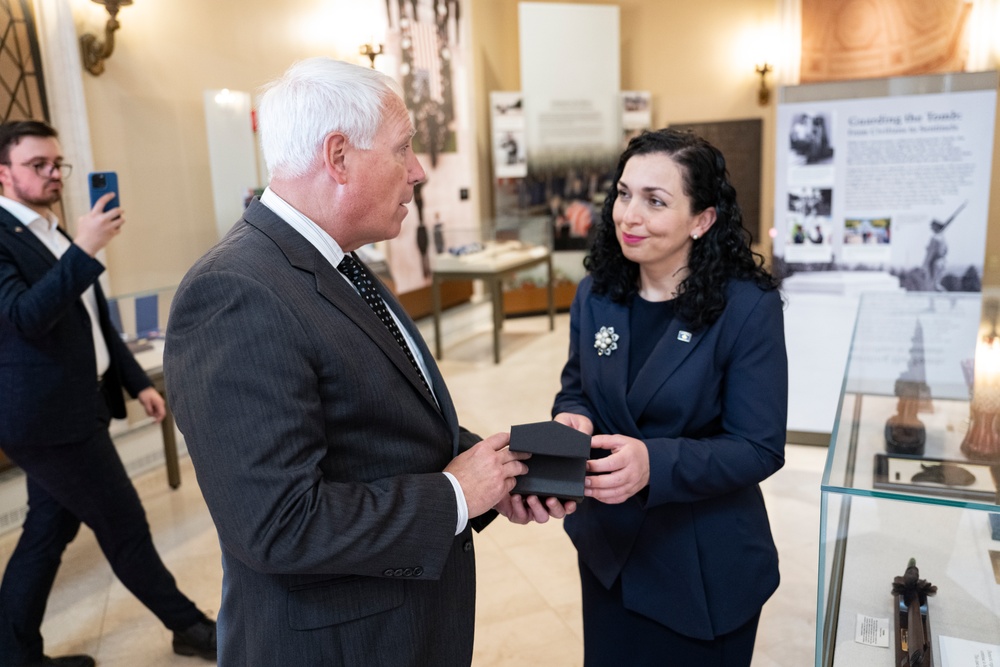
[80,0,133,76]
[755,63,772,106]
[359,42,383,69]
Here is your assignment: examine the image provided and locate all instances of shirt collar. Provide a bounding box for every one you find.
[0,195,58,232]
[259,187,346,269]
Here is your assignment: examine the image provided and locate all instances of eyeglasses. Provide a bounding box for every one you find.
[3,160,73,178]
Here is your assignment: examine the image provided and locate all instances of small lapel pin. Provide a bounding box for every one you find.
[14,226,24,233]
[677,331,692,343]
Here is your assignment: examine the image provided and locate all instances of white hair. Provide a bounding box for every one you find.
[257,57,404,180]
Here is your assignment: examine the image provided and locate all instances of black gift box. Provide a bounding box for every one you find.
[509,421,591,501]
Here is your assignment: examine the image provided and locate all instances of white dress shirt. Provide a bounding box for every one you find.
[0,195,110,379]
[258,188,469,534]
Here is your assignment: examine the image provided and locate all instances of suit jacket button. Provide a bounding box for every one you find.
[403,568,413,577]
[413,567,423,577]
[462,540,472,552]
[383,569,394,577]
[393,568,404,577]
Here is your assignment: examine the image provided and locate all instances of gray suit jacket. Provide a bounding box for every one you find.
[164,199,482,666]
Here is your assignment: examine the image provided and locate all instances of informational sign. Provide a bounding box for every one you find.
[490,91,527,178]
[621,90,651,146]
[773,71,997,438]
[775,74,996,291]
[518,2,620,166]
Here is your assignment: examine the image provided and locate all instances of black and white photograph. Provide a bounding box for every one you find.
[874,453,1000,503]
[787,187,832,247]
[788,111,834,165]
[493,129,527,178]
[491,91,528,178]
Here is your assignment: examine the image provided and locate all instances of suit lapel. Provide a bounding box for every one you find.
[243,201,442,415]
[0,209,58,267]
[626,316,703,418]
[381,282,458,431]
[586,297,635,432]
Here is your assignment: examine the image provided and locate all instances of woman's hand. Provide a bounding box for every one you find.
[585,434,649,504]
[554,411,594,436]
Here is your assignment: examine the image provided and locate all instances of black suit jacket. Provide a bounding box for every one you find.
[0,205,151,448]
[165,199,484,666]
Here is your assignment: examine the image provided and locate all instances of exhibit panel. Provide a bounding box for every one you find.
[776,71,998,440]
[818,292,1000,666]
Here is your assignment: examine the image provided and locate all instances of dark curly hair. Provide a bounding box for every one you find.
[586,128,777,330]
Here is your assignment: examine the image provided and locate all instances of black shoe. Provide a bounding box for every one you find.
[172,616,217,660]
[24,656,96,667]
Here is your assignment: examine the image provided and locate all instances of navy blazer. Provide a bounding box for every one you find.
[0,206,150,448]
[553,275,788,640]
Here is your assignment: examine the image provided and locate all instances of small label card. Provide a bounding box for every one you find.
[854,613,890,647]
[939,636,1000,667]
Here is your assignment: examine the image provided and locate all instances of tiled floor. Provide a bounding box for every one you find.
[0,312,825,666]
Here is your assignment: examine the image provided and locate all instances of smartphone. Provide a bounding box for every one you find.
[88,171,120,213]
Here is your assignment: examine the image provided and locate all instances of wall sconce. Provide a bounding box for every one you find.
[80,0,133,76]
[359,42,383,69]
[755,63,772,106]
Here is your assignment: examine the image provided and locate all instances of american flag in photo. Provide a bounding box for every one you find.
[410,20,442,102]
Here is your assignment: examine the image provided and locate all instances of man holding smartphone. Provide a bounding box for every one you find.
[0,121,216,667]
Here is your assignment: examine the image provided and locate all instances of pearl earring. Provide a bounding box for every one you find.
[692,233,700,240]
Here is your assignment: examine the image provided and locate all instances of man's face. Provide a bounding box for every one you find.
[0,136,64,210]
[342,96,426,249]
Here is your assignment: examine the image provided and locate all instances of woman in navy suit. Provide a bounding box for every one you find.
[553,129,787,666]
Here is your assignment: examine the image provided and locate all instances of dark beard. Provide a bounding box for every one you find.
[10,181,60,208]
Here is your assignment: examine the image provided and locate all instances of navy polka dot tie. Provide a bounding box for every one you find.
[338,253,433,398]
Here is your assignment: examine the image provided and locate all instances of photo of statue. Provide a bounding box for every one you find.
[921,201,966,291]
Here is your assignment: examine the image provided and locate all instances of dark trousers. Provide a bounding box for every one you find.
[0,420,201,666]
[579,559,760,667]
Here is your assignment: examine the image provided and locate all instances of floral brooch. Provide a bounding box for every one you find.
[594,326,619,356]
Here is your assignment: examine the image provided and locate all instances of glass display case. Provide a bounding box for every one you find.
[107,285,181,489]
[106,284,177,345]
[818,291,1000,666]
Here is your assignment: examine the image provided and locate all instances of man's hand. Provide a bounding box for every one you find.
[74,193,124,257]
[136,387,166,423]
[444,432,528,518]
[553,411,593,435]
[585,434,650,504]
[496,494,577,524]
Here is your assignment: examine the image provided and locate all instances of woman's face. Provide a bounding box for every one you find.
[612,152,714,277]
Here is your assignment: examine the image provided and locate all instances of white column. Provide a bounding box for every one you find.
[968,0,1000,71]
[777,0,801,87]
[31,0,94,229]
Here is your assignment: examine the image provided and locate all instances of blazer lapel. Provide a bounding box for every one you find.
[243,201,442,414]
[382,284,457,430]
[626,317,703,418]
[586,297,635,432]
[0,210,58,267]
